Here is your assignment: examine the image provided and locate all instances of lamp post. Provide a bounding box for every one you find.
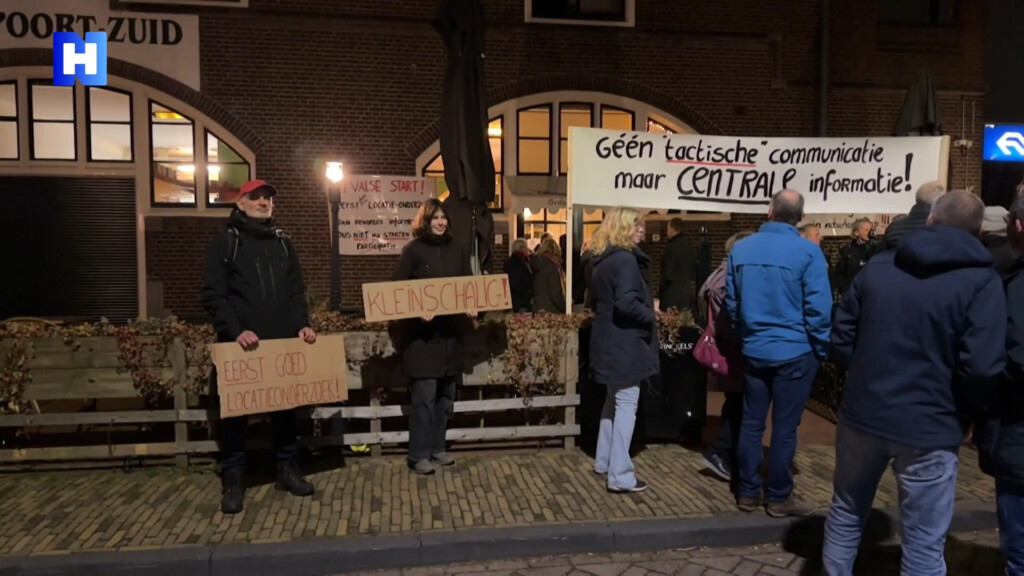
[325,161,345,311]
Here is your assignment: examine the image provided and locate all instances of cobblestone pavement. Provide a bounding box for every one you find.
[0,445,997,556]
[341,530,1007,576]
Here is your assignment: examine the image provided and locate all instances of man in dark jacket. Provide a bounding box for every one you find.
[976,196,1024,575]
[833,218,879,294]
[882,180,944,250]
[201,179,317,514]
[726,190,832,518]
[980,205,1016,274]
[658,217,694,311]
[823,190,1007,576]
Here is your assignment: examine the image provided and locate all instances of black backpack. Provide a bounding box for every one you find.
[223,227,291,270]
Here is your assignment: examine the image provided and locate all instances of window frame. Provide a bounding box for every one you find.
[149,99,198,208]
[421,115,506,210]
[205,128,252,207]
[517,104,553,176]
[86,86,135,163]
[524,0,636,28]
[0,80,18,161]
[28,79,77,162]
[558,102,594,176]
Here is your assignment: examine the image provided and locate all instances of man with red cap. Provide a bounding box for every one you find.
[201,179,317,514]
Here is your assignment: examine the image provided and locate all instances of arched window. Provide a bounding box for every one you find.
[416,91,724,245]
[0,68,258,319]
[0,70,254,215]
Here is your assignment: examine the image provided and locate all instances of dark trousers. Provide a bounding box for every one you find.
[219,409,299,472]
[408,377,456,463]
[738,352,817,502]
[709,391,743,457]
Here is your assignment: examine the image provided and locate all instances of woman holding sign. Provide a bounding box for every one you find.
[392,198,473,475]
[588,207,659,493]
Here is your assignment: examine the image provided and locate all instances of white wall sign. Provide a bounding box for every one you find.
[567,127,949,214]
[800,213,896,237]
[0,0,201,90]
[337,175,436,256]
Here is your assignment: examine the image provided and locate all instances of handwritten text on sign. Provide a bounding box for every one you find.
[338,175,436,256]
[801,213,896,236]
[362,275,512,323]
[208,335,348,418]
[567,127,947,214]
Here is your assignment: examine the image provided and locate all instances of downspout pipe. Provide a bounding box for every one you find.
[818,0,830,136]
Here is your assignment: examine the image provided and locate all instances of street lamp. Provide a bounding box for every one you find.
[325,161,344,311]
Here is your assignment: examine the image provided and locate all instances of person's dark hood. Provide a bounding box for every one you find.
[592,246,650,268]
[894,225,993,278]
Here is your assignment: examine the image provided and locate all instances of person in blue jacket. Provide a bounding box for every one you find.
[823,190,1007,576]
[725,189,832,518]
[588,207,659,493]
[975,194,1024,576]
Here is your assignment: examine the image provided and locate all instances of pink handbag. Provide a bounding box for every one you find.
[693,303,742,377]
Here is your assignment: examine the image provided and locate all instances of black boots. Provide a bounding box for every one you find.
[275,460,315,497]
[220,461,314,514]
[221,468,245,514]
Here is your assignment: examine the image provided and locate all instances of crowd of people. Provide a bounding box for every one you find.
[199,178,1022,575]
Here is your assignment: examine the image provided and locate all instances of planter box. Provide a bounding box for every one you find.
[0,329,579,466]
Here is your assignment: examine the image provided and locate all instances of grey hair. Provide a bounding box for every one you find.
[510,237,529,254]
[726,230,755,253]
[916,181,945,205]
[851,218,872,236]
[929,189,984,235]
[769,189,804,225]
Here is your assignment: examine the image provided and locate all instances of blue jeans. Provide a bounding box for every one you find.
[595,382,640,489]
[737,352,817,502]
[822,423,959,576]
[997,478,1024,576]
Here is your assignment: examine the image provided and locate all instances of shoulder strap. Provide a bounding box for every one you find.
[224,227,240,269]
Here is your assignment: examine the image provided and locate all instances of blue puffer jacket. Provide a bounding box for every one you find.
[976,254,1024,488]
[725,222,832,363]
[588,246,659,385]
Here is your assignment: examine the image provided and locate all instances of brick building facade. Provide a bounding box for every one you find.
[0,0,986,321]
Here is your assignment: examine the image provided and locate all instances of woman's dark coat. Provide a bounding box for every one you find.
[588,246,659,385]
[391,234,473,379]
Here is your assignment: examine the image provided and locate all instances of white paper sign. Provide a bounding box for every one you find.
[0,0,201,90]
[338,175,435,255]
[567,127,947,214]
[800,213,897,236]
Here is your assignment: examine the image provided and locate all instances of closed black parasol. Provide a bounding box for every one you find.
[433,0,495,272]
[894,69,942,136]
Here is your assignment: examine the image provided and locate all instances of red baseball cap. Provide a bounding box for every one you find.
[238,179,278,199]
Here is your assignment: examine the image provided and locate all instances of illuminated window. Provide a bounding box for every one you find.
[0,82,16,160]
[206,131,251,205]
[87,87,133,162]
[518,106,551,175]
[150,101,196,205]
[422,116,504,209]
[559,103,592,175]
[30,82,75,160]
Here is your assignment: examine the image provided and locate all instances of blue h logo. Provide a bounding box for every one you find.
[52,32,108,86]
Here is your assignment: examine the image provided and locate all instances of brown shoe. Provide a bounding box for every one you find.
[737,496,763,513]
[766,495,816,518]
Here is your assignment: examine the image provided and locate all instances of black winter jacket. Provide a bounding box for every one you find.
[391,233,473,380]
[976,255,1024,488]
[200,210,310,343]
[658,233,694,311]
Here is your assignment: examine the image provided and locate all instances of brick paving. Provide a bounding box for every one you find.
[0,444,997,557]
[340,530,1007,576]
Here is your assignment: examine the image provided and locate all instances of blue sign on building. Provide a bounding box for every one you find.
[984,124,1024,163]
[52,32,108,86]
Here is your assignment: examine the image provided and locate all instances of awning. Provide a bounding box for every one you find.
[505,175,567,212]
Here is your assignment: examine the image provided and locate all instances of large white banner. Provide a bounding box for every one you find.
[567,127,948,214]
[337,175,436,256]
[0,0,201,90]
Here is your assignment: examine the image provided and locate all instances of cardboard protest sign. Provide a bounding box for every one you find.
[337,176,437,255]
[208,335,348,418]
[362,274,512,323]
[567,127,949,214]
